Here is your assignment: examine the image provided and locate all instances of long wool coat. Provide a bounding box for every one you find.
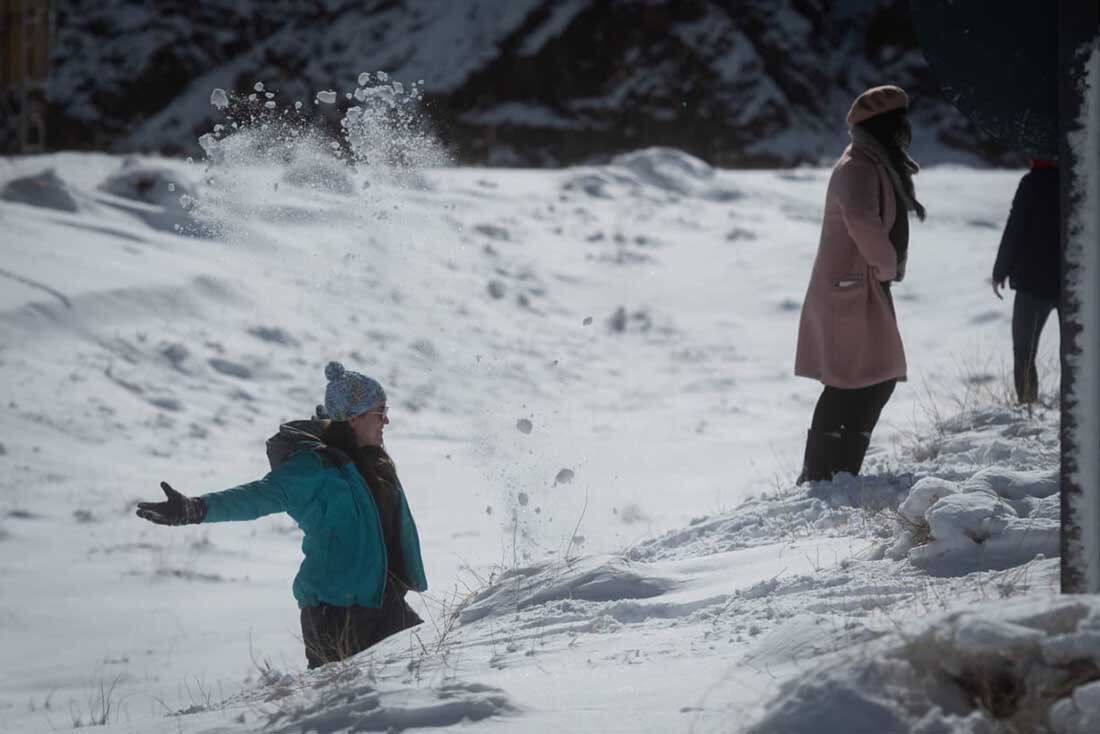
[795,142,907,388]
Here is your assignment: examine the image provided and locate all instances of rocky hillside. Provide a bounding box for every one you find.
[39,0,1013,166]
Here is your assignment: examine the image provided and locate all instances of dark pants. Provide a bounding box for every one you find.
[1011,289,1061,403]
[810,379,897,436]
[300,589,422,669]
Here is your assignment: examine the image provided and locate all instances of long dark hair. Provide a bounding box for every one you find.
[320,420,398,491]
[858,109,927,221]
[320,420,408,590]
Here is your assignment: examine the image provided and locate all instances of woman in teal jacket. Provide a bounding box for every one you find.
[136,361,428,668]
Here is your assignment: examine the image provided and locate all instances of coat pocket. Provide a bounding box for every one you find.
[829,272,869,366]
[830,272,867,319]
[830,272,866,292]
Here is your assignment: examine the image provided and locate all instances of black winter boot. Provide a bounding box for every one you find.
[834,431,871,477]
[797,430,841,484]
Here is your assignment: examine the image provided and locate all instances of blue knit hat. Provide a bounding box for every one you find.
[323,361,386,421]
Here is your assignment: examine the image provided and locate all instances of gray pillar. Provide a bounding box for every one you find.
[1059,2,1100,593]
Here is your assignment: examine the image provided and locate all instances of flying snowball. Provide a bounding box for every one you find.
[210,88,229,109]
[555,468,575,485]
[316,90,337,104]
[516,418,533,434]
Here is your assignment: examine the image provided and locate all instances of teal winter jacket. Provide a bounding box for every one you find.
[201,441,428,609]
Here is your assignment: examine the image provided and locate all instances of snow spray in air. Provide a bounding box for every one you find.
[186,74,448,243]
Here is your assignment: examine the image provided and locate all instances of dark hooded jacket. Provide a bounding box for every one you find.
[993,168,1061,301]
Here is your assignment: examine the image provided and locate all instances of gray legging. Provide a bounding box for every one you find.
[1012,289,1061,403]
[810,379,897,436]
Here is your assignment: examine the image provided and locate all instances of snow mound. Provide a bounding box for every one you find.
[98,161,199,232]
[627,477,904,563]
[265,673,518,732]
[611,147,713,191]
[913,406,1059,479]
[558,147,729,204]
[887,467,1059,576]
[459,555,677,624]
[1,168,79,212]
[597,147,744,201]
[748,596,1100,734]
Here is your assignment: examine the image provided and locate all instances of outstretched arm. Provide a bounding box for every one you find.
[199,473,291,522]
[135,476,286,525]
[137,452,326,526]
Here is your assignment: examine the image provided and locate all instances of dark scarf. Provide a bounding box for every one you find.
[850,126,924,221]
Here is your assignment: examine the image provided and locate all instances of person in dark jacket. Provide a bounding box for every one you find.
[992,159,1061,404]
[794,85,926,484]
[136,361,428,668]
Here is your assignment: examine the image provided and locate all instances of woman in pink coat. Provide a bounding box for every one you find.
[794,86,927,484]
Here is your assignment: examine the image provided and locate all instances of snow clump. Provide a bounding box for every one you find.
[748,596,1100,734]
[554,468,575,485]
[886,467,1059,575]
[209,88,229,109]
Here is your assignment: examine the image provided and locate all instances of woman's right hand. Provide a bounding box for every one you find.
[136,482,207,525]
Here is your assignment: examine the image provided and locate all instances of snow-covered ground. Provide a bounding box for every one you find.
[0,124,1081,732]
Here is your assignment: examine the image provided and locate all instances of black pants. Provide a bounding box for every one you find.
[300,589,422,669]
[1011,289,1061,403]
[810,379,897,436]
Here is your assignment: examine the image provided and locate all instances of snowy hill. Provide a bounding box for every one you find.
[0,126,1083,732]
[38,0,1013,167]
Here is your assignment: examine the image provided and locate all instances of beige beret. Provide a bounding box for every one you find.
[847,85,909,126]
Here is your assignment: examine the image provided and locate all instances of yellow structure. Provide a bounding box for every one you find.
[1,0,52,153]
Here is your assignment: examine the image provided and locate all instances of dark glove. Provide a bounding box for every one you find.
[136,482,207,526]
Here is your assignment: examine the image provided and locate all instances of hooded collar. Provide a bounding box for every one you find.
[850,126,921,215]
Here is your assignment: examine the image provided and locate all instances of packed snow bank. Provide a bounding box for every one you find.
[869,406,1062,576]
[747,596,1100,734]
[98,159,200,233]
[1,168,79,212]
[885,467,1060,576]
[563,146,744,202]
[0,151,1063,732]
[260,671,519,733]
[459,555,678,623]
